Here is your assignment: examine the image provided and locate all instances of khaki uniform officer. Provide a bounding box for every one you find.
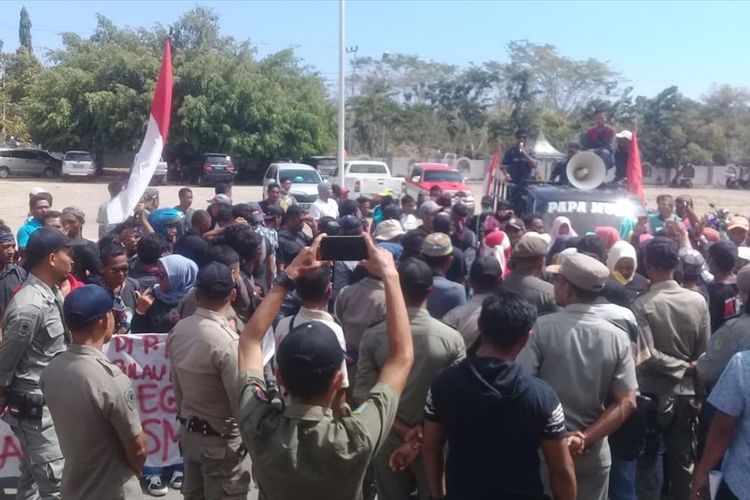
[168,262,251,500]
[237,234,414,500]
[0,228,73,499]
[42,284,147,500]
[518,251,638,500]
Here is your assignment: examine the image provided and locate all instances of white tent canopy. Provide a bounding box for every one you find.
[531,130,564,159]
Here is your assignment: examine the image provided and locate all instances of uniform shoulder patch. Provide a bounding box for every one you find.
[253,385,269,403]
[125,387,136,411]
[712,337,726,352]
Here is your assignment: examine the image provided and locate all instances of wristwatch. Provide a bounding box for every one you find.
[274,270,295,291]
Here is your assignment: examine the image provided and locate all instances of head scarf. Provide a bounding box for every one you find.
[595,226,621,250]
[154,254,198,304]
[607,240,637,284]
[546,234,571,265]
[550,216,578,240]
[618,217,637,241]
[482,230,511,275]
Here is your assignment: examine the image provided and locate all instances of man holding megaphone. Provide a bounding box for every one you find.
[501,129,538,205]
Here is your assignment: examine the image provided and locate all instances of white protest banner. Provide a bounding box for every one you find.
[0,333,181,478]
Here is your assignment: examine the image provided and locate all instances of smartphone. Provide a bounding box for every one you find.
[320,235,368,261]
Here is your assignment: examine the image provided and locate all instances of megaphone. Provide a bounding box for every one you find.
[566,151,606,190]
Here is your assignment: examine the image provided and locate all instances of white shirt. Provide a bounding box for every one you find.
[308,197,339,220]
[274,306,349,388]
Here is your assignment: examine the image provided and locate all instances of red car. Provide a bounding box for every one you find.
[405,163,475,210]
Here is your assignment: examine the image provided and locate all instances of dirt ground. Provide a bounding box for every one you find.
[0,178,746,236]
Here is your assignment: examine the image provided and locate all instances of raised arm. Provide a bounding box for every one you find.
[359,233,414,394]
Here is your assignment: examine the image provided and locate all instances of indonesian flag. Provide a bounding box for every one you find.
[484,145,501,196]
[108,39,173,224]
[626,126,644,201]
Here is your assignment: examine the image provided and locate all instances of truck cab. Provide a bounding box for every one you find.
[406,163,475,211]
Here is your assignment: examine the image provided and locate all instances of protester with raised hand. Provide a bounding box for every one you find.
[237,233,414,500]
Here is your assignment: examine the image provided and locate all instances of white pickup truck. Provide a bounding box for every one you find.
[334,160,405,199]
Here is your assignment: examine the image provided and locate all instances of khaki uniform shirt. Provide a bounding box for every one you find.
[442,293,489,348]
[238,369,399,500]
[503,271,559,316]
[518,303,637,464]
[697,313,750,389]
[41,344,142,500]
[0,273,69,394]
[355,307,466,425]
[334,277,387,353]
[167,308,240,435]
[631,280,710,395]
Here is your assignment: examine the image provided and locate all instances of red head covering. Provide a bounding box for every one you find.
[595,226,621,250]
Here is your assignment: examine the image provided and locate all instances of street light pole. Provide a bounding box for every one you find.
[337,0,346,189]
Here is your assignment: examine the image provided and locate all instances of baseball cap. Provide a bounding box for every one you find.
[422,232,453,257]
[512,232,548,258]
[207,194,232,206]
[679,249,705,277]
[417,201,441,218]
[196,262,234,299]
[727,216,750,232]
[506,217,525,231]
[470,256,502,281]
[737,264,750,292]
[63,284,114,328]
[708,240,737,271]
[23,227,71,270]
[615,130,633,140]
[339,215,363,234]
[263,205,284,219]
[142,187,159,200]
[398,257,433,291]
[245,202,265,223]
[375,219,405,241]
[559,252,610,292]
[29,186,47,196]
[276,322,344,377]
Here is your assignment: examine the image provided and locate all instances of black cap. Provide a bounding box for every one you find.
[277,322,344,376]
[398,257,433,291]
[470,256,503,281]
[24,227,71,270]
[708,240,738,272]
[339,215,363,234]
[245,202,265,223]
[196,262,234,299]
[263,205,284,218]
[645,236,679,270]
[64,284,114,329]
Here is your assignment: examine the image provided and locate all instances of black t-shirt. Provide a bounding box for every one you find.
[446,247,467,284]
[277,229,311,266]
[424,356,566,499]
[707,282,742,332]
[502,147,535,184]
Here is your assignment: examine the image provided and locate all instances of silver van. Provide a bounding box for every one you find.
[62,150,95,179]
[0,149,61,178]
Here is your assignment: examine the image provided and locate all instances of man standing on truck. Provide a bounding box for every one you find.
[502,129,538,207]
[581,111,616,169]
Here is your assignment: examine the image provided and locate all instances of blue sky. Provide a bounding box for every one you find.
[0,0,746,99]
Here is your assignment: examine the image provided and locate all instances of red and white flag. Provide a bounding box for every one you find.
[626,126,644,201]
[484,145,501,196]
[108,39,173,224]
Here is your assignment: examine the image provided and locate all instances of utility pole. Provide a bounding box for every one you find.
[337,0,346,189]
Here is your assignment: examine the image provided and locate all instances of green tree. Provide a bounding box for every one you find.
[19,7,32,52]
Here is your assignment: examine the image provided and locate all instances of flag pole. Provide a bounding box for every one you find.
[337,0,346,189]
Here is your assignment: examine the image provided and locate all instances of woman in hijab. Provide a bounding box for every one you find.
[606,240,649,299]
[131,254,198,333]
[482,230,511,276]
[550,216,578,240]
[595,226,621,251]
[545,234,571,266]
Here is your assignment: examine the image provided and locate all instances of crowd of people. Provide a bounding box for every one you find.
[0,177,747,500]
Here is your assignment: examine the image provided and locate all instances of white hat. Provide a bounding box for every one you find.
[29,186,47,196]
[615,130,633,140]
[375,219,406,241]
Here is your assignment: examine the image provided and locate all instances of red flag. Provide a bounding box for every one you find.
[484,145,501,196]
[108,39,173,223]
[626,127,644,201]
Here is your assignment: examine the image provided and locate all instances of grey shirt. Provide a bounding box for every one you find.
[334,277,387,353]
[0,273,69,394]
[355,307,466,425]
[697,313,750,389]
[518,303,637,463]
[503,271,559,316]
[41,344,142,500]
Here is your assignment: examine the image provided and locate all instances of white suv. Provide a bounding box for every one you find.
[62,151,95,180]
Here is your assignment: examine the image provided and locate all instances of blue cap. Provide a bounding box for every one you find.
[63,285,114,328]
